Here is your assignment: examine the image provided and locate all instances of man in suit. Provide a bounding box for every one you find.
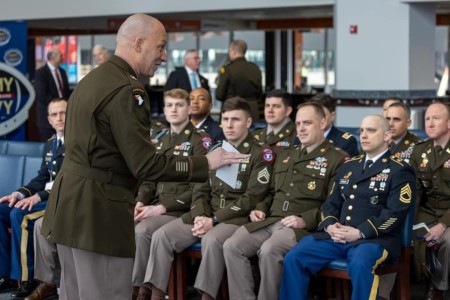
[216,40,262,123]
[132,89,212,300]
[385,101,420,163]
[223,102,349,300]
[252,89,297,154]
[145,97,274,300]
[308,93,359,157]
[410,102,450,299]
[40,14,244,300]
[164,49,209,93]
[34,47,70,141]
[190,87,224,142]
[280,115,415,300]
[0,98,66,298]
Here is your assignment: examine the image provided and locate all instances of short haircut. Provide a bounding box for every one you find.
[93,44,107,52]
[46,48,60,61]
[265,89,293,108]
[384,97,402,104]
[296,102,326,119]
[184,49,198,59]
[229,40,247,55]
[191,88,212,103]
[388,101,411,119]
[308,93,336,113]
[164,88,190,105]
[430,101,450,117]
[221,97,251,117]
[47,98,67,113]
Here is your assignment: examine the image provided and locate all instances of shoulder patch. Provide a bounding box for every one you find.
[133,88,145,108]
[201,136,212,150]
[342,132,353,140]
[262,148,274,163]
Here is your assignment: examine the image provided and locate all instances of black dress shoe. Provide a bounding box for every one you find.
[0,276,17,293]
[11,280,38,298]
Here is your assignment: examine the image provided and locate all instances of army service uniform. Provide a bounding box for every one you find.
[215,57,263,123]
[145,133,274,298]
[280,152,415,300]
[0,136,64,282]
[389,130,420,164]
[410,140,450,289]
[41,55,209,300]
[196,115,225,143]
[252,119,298,155]
[132,122,211,287]
[326,125,359,157]
[223,140,348,300]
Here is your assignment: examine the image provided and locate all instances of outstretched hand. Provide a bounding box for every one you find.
[206,147,249,171]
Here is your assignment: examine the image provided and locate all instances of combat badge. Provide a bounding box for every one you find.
[257,167,271,184]
[133,88,145,108]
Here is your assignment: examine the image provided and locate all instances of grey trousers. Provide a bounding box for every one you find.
[34,217,59,284]
[223,221,296,300]
[132,214,176,286]
[145,218,238,297]
[433,228,450,290]
[57,244,133,300]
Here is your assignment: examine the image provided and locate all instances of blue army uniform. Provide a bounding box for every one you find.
[0,136,64,281]
[280,151,415,300]
[326,125,359,157]
[196,115,225,143]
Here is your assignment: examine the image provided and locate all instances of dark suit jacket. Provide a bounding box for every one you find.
[34,64,70,130]
[164,67,209,93]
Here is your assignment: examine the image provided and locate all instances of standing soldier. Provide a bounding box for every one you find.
[410,102,450,299]
[144,97,274,300]
[253,89,298,154]
[223,102,349,300]
[132,89,212,299]
[216,40,262,123]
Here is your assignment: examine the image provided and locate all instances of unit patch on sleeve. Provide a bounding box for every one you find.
[133,88,145,108]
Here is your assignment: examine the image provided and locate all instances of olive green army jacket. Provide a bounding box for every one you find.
[182,133,274,226]
[136,122,212,217]
[42,55,209,258]
[245,140,349,240]
[252,120,297,155]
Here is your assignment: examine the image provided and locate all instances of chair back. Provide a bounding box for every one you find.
[6,141,45,156]
[23,156,43,185]
[0,154,25,196]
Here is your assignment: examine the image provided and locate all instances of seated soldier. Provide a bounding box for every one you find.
[252,89,297,154]
[132,88,212,300]
[280,115,415,300]
[144,97,274,300]
[0,98,67,298]
[223,102,349,300]
[190,88,224,142]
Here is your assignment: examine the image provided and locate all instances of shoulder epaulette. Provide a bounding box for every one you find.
[345,154,364,163]
[390,155,405,166]
[47,136,56,141]
[342,132,353,140]
[154,128,169,141]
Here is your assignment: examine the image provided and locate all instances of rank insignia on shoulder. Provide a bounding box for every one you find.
[201,137,212,149]
[133,88,145,108]
[342,132,353,140]
[129,74,137,80]
[220,67,225,74]
[262,148,274,163]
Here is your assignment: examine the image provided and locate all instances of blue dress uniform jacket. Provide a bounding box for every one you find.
[136,122,212,217]
[182,133,274,225]
[0,137,64,281]
[252,120,298,155]
[198,115,224,143]
[315,151,416,260]
[41,55,209,258]
[326,125,359,157]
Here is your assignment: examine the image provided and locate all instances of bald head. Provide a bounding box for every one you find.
[360,115,391,157]
[115,14,167,77]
